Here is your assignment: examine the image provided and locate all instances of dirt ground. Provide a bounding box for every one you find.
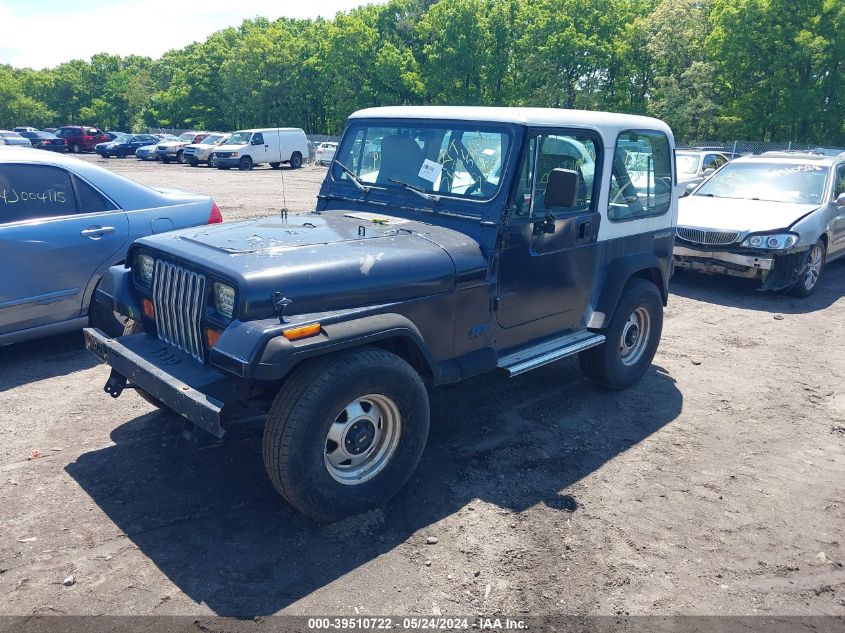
[0,155,843,619]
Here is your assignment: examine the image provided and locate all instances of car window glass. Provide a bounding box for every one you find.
[507,137,537,218]
[0,164,78,223]
[835,165,845,198]
[253,132,264,144]
[334,124,511,206]
[530,134,597,218]
[73,175,116,213]
[608,131,672,222]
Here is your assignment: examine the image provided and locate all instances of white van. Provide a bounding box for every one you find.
[211,128,308,170]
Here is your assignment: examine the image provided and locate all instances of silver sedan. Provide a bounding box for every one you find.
[0,147,223,345]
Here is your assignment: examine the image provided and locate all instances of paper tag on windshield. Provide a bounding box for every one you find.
[418,159,442,183]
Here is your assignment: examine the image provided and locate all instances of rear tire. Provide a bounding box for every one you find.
[239,156,253,171]
[579,277,663,390]
[262,347,429,522]
[71,143,81,154]
[789,239,825,297]
[289,152,303,169]
[162,156,170,164]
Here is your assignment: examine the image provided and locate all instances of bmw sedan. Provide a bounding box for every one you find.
[674,152,845,296]
[0,147,223,345]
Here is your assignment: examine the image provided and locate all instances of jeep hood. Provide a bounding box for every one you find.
[678,196,818,232]
[134,212,487,318]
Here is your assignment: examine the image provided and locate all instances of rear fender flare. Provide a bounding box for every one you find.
[593,254,668,327]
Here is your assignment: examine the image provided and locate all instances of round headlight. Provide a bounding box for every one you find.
[213,283,235,319]
[766,236,780,248]
[748,235,764,248]
[136,254,155,284]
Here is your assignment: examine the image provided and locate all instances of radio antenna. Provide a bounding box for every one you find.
[277,121,289,220]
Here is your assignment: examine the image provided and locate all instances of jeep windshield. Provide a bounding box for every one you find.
[331,122,512,209]
[694,161,828,204]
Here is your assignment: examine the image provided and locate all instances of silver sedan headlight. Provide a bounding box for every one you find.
[213,283,236,319]
[136,254,155,284]
[741,233,798,250]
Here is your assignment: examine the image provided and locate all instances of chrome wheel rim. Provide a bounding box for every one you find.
[619,306,651,367]
[324,394,402,486]
[804,245,823,291]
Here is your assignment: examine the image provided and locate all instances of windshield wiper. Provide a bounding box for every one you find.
[334,161,371,195]
[388,179,440,203]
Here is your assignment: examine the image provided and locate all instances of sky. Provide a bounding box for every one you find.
[0,0,387,69]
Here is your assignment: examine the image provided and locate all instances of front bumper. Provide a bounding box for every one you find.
[673,245,773,278]
[155,148,181,158]
[212,156,241,167]
[84,328,227,437]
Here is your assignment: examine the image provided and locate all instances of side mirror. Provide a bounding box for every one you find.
[683,182,699,197]
[544,168,580,208]
[836,192,845,208]
[702,167,716,176]
[251,137,262,145]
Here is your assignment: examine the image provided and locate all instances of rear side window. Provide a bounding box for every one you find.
[608,130,672,222]
[73,175,116,213]
[0,164,78,223]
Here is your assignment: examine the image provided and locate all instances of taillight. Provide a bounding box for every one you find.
[208,201,222,224]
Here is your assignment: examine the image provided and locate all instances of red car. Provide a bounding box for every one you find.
[54,126,109,154]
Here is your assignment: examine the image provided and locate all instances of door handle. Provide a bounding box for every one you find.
[80,226,116,238]
[577,219,592,243]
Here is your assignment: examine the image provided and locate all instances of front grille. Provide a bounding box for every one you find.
[152,260,207,362]
[157,145,167,150]
[215,152,232,158]
[676,227,741,246]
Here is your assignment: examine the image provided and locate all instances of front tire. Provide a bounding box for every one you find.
[239,156,253,171]
[579,278,663,390]
[188,157,199,167]
[262,347,430,522]
[269,162,281,169]
[789,239,826,297]
[176,150,185,164]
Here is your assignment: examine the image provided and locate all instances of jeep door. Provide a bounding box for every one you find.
[0,163,128,336]
[496,130,602,337]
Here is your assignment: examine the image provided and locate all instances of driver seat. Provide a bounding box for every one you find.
[376,135,427,188]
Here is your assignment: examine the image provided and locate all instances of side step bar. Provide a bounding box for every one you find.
[498,331,606,377]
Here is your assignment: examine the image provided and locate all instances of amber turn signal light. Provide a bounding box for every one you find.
[205,328,221,348]
[142,299,155,319]
[282,323,321,341]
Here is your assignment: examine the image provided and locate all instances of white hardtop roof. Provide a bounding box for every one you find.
[349,106,673,138]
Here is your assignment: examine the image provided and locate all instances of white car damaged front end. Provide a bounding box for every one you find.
[673,196,822,291]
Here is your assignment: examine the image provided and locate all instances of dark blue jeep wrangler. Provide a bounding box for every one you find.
[85,106,677,521]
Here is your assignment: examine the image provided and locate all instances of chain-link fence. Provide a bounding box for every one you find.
[679,139,845,155]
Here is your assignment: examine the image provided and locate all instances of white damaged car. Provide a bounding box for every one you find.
[674,151,845,296]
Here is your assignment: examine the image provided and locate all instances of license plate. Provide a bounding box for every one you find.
[86,334,109,363]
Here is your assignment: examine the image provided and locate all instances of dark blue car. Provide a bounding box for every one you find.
[96,134,161,158]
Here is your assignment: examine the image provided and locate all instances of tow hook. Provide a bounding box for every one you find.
[104,370,127,398]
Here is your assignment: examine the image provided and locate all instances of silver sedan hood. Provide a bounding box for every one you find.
[678,195,818,232]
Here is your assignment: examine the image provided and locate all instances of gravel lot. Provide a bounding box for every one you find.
[1,155,843,618]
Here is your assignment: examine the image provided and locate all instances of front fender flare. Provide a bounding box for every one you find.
[244,313,439,382]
